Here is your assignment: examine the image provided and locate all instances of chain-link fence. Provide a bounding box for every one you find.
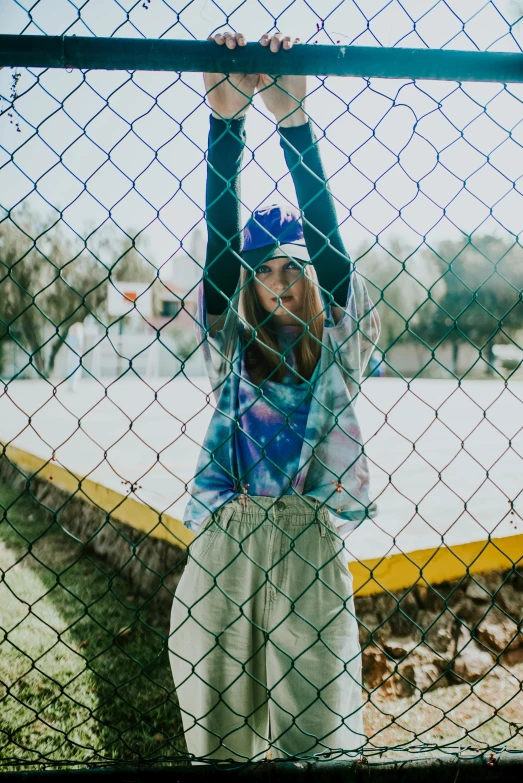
[1,0,523,775]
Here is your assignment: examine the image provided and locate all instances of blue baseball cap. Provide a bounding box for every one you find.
[242,204,310,268]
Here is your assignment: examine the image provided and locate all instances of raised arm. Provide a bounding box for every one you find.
[204,114,246,316]
[279,122,352,308]
[256,39,352,307]
[202,32,257,317]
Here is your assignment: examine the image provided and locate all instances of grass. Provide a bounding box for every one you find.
[0,482,186,771]
[1,481,523,771]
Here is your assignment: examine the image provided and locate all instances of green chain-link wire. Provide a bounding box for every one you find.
[1,0,523,773]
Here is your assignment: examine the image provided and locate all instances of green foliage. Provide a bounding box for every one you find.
[171,326,198,362]
[411,235,523,375]
[357,234,523,377]
[0,207,155,379]
[357,238,434,351]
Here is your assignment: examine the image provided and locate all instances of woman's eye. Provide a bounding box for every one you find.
[255,265,270,275]
[287,261,300,270]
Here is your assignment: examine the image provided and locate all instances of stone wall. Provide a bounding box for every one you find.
[359,570,523,696]
[0,456,187,604]
[2,453,521,695]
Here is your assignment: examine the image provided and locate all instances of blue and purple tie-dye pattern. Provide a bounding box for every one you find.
[183,272,380,535]
[236,325,312,498]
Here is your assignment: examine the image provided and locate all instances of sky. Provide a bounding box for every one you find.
[2,0,523,296]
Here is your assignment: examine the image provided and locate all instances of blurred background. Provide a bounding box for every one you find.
[3,0,523,766]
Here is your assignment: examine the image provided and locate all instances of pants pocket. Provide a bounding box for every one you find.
[323,522,353,580]
[188,516,220,570]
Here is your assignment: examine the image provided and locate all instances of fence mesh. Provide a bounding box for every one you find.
[1,0,523,773]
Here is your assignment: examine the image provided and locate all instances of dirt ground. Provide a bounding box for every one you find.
[363,661,523,759]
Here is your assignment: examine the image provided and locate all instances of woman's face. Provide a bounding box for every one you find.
[253,256,307,326]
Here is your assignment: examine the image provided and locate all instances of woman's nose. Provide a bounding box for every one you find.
[273,285,289,297]
[275,272,292,289]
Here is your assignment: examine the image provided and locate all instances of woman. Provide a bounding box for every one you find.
[169,31,380,763]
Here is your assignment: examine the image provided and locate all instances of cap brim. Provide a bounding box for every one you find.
[242,243,310,268]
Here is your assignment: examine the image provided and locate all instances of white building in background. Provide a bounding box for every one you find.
[74,235,203,381]
[78,250,202,380]
[2,248,204,382]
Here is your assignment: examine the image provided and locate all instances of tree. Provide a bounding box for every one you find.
[356,237,437,370]
[411,235,523,375]
[0,206,156,379]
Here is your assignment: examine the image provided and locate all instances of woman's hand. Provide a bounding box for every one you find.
[257,33,307,128]
[203,32,258,120]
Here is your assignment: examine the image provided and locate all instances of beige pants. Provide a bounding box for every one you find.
[169,494,364,762]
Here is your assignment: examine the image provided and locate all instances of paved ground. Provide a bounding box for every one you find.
[1,376,522,562]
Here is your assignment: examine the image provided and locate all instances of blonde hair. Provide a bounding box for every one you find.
[238,262,325,386]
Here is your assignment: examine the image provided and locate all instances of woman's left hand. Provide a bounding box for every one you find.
[257,33,307,128]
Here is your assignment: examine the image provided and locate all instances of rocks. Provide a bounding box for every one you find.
[451,626,496,685]
[496,583,523,620]
[476,571,506,594]
[508,570,523,595]
[452,640,495,684]
[362,645,394,691]
[395,663,416,697]
[476,606,522,654]
[465,578,492,603]
[4,451,523,696]
[358,612,382,644]
[501,645,523,667]
[383,637,415,659]
[412,660,449,692]
[450,596,490,625]
[362,642,449,697]
[357,569,523,694]
[355,596,379,616]
[416,609,454,654]
[388,591,419,636]
[372,593,399,624]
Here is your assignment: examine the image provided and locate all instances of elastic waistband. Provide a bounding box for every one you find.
[216,495,330,527]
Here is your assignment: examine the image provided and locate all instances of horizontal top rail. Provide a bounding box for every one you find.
[2,35,523,82]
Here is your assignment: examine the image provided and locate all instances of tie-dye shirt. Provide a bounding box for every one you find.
[183,275,380,534]
[236,325,312,498]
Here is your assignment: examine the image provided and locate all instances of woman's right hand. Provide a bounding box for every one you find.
[204,32,258,120]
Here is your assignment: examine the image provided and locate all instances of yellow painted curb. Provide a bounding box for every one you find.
[3,444,522,596]
[350,535,523,597]
[3,444,193,549]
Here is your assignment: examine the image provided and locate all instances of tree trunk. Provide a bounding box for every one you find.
[46,328,70,376]
[484,342,496,376]
[20,321,47,377]
[451,340,459,375]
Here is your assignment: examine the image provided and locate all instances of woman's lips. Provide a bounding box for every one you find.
[274,296,292,302]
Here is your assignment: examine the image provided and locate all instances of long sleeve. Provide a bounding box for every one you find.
[279,121,352,308]
[204,114,246,315]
